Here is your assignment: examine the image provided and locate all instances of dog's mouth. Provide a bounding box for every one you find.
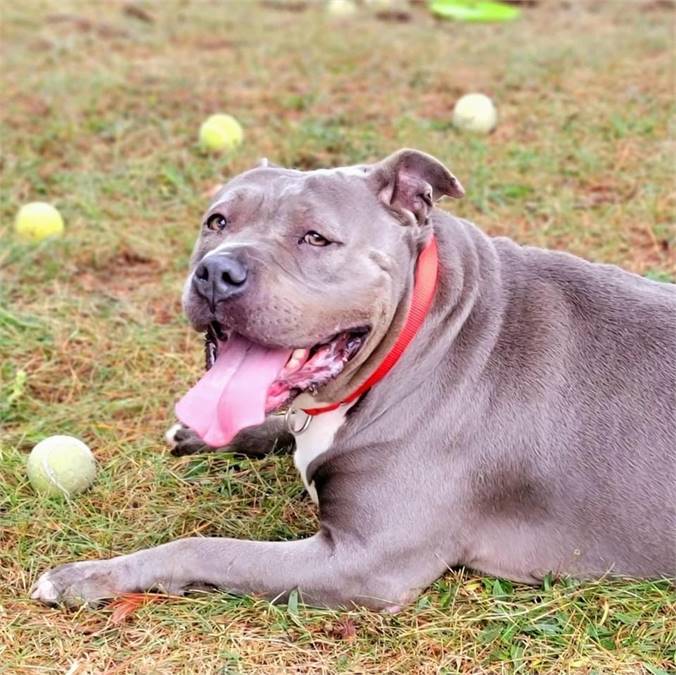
[175,321,369,448]
[265,330,369,412]
[206,322,369,411]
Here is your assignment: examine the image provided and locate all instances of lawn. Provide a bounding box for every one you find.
[1,0,674,673]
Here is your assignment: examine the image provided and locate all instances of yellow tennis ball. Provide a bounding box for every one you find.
[27,435,97,498]
[452,93,498,134]
[327,0,357,18]
[14,202,64,242]
[198,114,244,152]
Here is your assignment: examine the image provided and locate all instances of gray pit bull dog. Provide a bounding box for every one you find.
[32,149,676,610]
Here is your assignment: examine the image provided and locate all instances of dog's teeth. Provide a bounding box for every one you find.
[281,349,310,377]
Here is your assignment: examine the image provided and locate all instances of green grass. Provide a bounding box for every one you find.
[1,0,674,672]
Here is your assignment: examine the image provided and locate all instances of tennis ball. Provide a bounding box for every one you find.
[14,202,64,242]
[198,114,244,153]
[452,93,498,134]
[327,0,357,18]
[27,435,97,498]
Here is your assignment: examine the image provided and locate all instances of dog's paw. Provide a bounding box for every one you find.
[31,560,123,608]
[165,423,211,457]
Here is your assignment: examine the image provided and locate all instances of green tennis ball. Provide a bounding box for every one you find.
[327,0,358,17]
[27,435,97,498]
[14,202,64,242]
[198,114,244,152]
[452,93,498,134]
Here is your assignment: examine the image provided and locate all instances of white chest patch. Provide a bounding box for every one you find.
[291,395,353,504]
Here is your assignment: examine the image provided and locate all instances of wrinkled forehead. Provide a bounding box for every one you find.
[208,165,374,217]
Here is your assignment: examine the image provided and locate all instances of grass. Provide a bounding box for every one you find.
[1,0,674,672]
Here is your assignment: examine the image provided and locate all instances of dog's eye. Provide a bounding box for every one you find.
[301,231,330,247]
[205,213,228,232]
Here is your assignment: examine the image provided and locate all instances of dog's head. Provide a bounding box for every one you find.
[181,149,463,434]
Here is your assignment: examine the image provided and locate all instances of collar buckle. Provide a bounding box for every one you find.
[285,407,312,435]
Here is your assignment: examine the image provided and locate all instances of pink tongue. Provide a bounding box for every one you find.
[175,334,291,447]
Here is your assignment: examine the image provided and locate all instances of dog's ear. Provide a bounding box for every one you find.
[369,149,464,225]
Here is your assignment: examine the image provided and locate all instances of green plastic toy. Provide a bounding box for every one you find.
[429,0,521,23]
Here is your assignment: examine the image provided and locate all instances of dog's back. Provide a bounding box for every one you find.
[469,235,676,578]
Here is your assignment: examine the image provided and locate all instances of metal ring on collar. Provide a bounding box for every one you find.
[284,407,312,434]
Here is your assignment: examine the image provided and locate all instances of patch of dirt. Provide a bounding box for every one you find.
[190,38,241,50]
[46,13,129,39]
[324,618,358,642]
[644,0,675,9]
[575,181,638,209]
[75,249,163,297]
[260,0,309,11]
[375,10,412,23]
[122,3,154,23]
[146,297,183,325]
[626,224,675,273]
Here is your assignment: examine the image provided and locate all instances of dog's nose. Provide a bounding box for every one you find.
[192,254,248,308]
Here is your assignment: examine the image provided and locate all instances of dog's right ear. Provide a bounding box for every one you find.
[368,149,464,226]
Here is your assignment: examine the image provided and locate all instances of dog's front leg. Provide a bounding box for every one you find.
[31,533,394,610]
[166,415,294,458]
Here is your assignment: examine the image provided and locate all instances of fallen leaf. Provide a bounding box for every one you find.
[109,593,165,624]
[328,617,357,642]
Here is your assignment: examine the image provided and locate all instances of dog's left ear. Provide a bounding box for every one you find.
[369,149,464,225]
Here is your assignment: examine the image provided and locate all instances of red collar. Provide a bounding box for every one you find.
[303,235,439,416]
